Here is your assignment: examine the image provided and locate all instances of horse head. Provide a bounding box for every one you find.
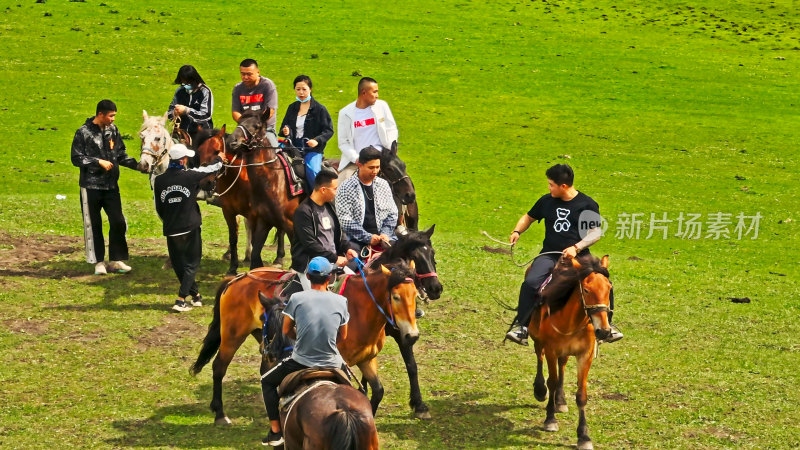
[382,260,419,346]
[569,254,613,341]
[195,125,228,165]
[230,108,273,152]
[138,110,172,175]
[380,142,416,205]
[257,290,295,366]
[391,225,442,300]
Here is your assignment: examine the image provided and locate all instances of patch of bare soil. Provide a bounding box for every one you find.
[0,232,80,274]
[135,316,206,351]
[2,318,49,335]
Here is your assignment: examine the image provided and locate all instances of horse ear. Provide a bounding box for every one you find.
[423,224,435,238]
[263,108,274,122]
[569,254,581,268]
[219,124,226,135]
[600,255,609,269]
[257,290,270,303]
[381,265,391,276]
[142,110,149,121]
[409,260,416,271]
[162,111,169,122]
[391,140,398,156]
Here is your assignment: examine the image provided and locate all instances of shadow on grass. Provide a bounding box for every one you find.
[108,379,266,448]
[379,392,573,449]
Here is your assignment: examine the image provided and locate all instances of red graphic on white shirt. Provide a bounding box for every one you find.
[353,118,376,128]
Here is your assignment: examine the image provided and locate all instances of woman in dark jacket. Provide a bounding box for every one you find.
[280,75,334,189]
[167,65,214,141]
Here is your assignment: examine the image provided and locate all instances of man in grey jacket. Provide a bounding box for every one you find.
[71,100,139,275]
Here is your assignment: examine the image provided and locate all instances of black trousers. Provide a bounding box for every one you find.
[261,357,309,421]
[515,251,615,325]
[166,227,202,299]
[79,188,129,264]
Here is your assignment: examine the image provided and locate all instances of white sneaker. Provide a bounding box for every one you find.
[108,260,131,273]
[94,262,107,275]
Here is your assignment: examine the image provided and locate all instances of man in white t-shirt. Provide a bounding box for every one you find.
[336,77,398,179]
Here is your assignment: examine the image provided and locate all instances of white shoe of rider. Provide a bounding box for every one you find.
[108,260,132,273]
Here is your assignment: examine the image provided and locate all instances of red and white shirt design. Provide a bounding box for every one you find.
[352,106,382,151]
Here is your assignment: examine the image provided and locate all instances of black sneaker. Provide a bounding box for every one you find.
[505,325,528,346]
[415,307,425,318]
[171,300,193,312]
[599,324,624,344]
[190,294,203,307]
[261,429,284,446]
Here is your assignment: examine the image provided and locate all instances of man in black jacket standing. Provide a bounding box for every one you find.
[290,168,358,292]
[154,144,223,312]
[71,100,139,275]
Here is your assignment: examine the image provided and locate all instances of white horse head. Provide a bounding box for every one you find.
[137,110,172,187]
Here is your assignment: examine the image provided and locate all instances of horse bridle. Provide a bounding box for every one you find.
[546,272,612,336]
[140,127,171,177]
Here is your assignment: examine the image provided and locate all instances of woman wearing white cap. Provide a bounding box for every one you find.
[153,144,224,312]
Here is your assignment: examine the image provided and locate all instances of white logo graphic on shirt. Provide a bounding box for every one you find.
[554,208,571,232]
[321,216,332,230]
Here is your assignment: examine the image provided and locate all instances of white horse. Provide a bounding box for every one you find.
[137,110,172,189]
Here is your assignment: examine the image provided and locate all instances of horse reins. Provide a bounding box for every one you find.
[546,276,612,336]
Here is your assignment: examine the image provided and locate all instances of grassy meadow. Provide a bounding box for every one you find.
[1,0,799,448]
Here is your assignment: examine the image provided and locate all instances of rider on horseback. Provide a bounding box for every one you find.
[506,164,623,346]
[260,257,350,447]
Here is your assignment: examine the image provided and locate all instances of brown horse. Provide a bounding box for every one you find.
[191,260,419,424]
[230,109,298,269]
[195,125,257,274]
[528,254,613,450]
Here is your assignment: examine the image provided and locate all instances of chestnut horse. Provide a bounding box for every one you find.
[194,126,256,274]
[230,109,297,269]
[528,254,613,450]
[191,259,419,425]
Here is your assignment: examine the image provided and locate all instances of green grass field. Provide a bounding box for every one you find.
[1,0,799,448]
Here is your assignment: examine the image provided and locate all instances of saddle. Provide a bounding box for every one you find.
[277,368,352,413]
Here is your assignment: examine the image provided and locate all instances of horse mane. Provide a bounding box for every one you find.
[385,260,416,289]
[540,254,610,313]
[372,230,429,268]
[194,128,223,150]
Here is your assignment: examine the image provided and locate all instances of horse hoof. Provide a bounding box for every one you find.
[271,258,284,267]
[414,410,432,420]
[556,404,568,413]
[533,387,547,402]
[543,421,559,432]
[214,416,232,426]
[577,439,594,450]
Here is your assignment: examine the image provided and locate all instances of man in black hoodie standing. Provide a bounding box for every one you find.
[153,144,223,312]
[289,168,358,292]
[71,100,139,275]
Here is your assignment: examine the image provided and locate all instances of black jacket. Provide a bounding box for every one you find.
[153,158,222,236]
[167,84,214,134]
[279,98,334,154]
[71,118,138,190]
[290,198,354,272]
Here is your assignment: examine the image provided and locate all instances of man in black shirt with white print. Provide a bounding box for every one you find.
[505,164,623,346]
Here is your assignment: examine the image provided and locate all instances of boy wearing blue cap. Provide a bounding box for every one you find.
[260,256,350,447]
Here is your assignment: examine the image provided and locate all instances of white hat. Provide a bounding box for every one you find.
[169,143,195,160]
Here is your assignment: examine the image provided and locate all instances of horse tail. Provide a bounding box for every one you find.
[190,280,228,375]
[325,408,364,450]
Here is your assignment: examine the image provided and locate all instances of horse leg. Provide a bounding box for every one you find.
[575,352,594,450]
[388,326,430,419]
[543,350,559,432]
[272,230,285,267]
[359,375,369,396]
[556,356,569,413]
[244,219,252,263]
[358,358,384,416]
[250,219,267,269]
[224,212,239,275]
[210,332,248,425]
[533,340,547,402]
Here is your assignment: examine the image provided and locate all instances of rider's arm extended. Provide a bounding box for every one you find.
[337,323,348,341]
[575,227,602,252]
[509,213,535,244]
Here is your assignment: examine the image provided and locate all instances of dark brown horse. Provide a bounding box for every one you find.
[378,143,419,230]
[191,259,420,424]
[528,254,613,450]
[230,109,298,269]
[195,125,258,274]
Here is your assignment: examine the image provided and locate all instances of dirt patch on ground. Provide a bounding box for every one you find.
[0,232,80,272]
[601,392,630,401]
[2,318,50,335]
[135,316,206,351]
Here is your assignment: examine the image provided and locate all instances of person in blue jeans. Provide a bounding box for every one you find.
[280,75,334,189]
